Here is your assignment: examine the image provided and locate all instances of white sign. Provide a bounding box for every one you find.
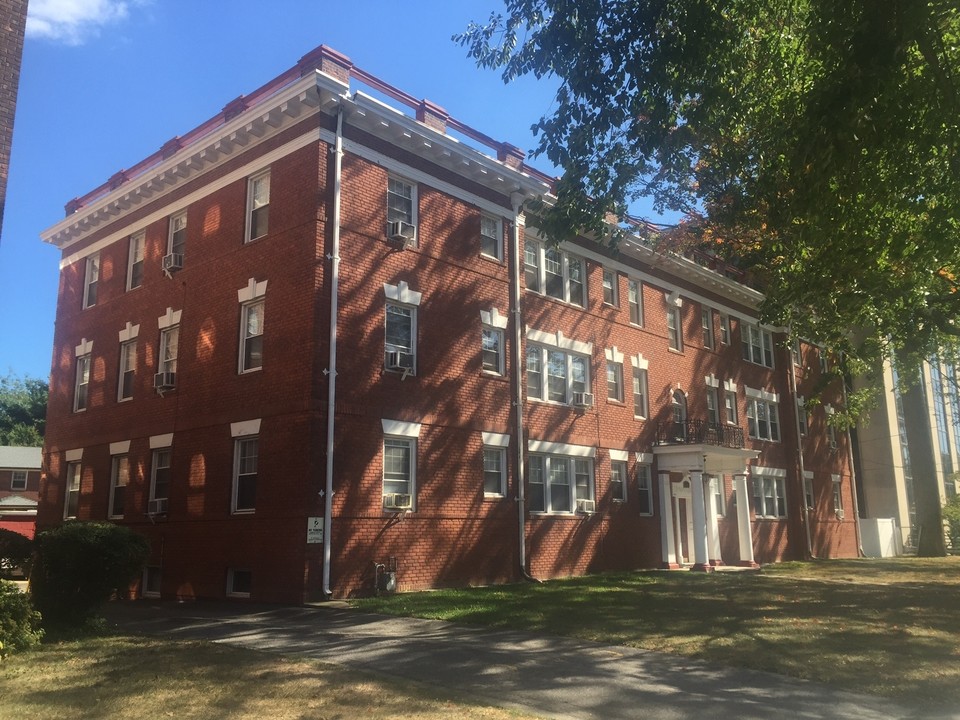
[307,516,324,544]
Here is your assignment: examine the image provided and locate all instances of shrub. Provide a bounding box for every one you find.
[0,529,33,579]
[943,496,960,552]
[30,522,149,629]
[0,579,43,659]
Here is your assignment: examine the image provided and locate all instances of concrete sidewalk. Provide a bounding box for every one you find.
[103,601,947,720]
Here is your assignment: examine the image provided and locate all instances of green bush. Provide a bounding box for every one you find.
[30,522,149,629]
[0,579,43,659]
[0,528,33,579]
[943,496,960,552]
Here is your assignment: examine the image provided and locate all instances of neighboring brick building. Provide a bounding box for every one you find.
[0,446,41,539]
[37,45,858,602]
[0,0,28,236]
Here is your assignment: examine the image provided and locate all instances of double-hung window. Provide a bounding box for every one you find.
[747,395,780,441]
[83,253,99,308]
[702,308,714,349]
[481,327,504,375]
[797,398,808,436]
[150,448,171,505]
[160,327,179,376]
[168,211,187,259]
[832,475,843,513]
[483,446,506,496]
[632,367,649,419]
[607,360,624,402]
[127,232,145,290]
[602,269,618,306]
[667,306,683,351]
[387,176,416,240]
[480,215,501,259]
[11,470,27,491]
[637,464,653,515]
[724,390,738,424]
[526,345,588,405]
[383,437,415,504]
[628,280,643,325]
[524,241,586,307]
[109,454,129,518]
[610,460,627,502]
[741,323,774,368]
[246,170,270,242]
[64,462,81,519]
[74,354,91,412]
[719,314,730,345]
[118,340,136,401]
[240,300,265,372]
[233,436,258,513]
[752,472,786,518]
[707,387,720,425]
[528,454,593,513]
[385,303,416,373]
[803,472,815,510]
[712,476,725,516]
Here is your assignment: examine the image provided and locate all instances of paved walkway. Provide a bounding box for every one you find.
[103,601,950,720]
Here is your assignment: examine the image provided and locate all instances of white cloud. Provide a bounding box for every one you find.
[26,0,144,45]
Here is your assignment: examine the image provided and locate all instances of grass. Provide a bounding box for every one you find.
[0,635,538,720]
[353,557,960,711]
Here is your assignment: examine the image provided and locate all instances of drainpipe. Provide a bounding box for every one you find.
[509,190,537,582]
[321,101,345,598]
[788,334,815,560]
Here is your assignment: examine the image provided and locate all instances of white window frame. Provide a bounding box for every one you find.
[108,454,129,519]
[168,211,187,257]
[632,355,649,420]
[11,470,27,491]
[526,344,590,406]
[385,302,417,374]
[702,308,714,349]
[239,299,265,373]
[712,475,725,517]
[607,360,624,403]
[383,436,416,509]
[83,253,99,309]
[719,314,730,345]
[707,387,720,425]
[637,462,653,516]
[724,389,738,425]
[741,323,775,368]
[387,175,417,226]
[118,339,137,401]
[482,327,505,375]
[480,214,501,260]
[150,448,171,503]
[226,568,252,598]
[803,472,815,510]
[527,454,594,514]
[64,461,81,520]
[610,458,627,502]
[523,240,586,307]
[142,566,162,598]
[628,280,644,326]
[746,388,780,442]
[832,474,843,513]
[159,326,179,376]
[602,268,619,306]
[232,435,259,514]
[667,305,683,351]
[246,169,271,243]
[127,232,145,290]
[74,354,91,413]
[483,445,507,497]
[792,339,802,366]
[752,471,787,519]
[797,398,808,436]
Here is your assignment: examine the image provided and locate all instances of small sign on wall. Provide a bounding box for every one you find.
[307,516,324,544]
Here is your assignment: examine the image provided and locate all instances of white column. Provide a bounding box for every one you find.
[689,471,709,569]
[674,487,685,564]
[705,475,722,564]
[735,471,756,566]
[659,472,677,567]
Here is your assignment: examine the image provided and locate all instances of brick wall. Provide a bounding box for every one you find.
[0,0,27,235]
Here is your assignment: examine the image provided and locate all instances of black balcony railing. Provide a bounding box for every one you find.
[655,420,745,449]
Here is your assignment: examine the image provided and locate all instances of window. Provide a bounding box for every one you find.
[109,455,129,518]
[385,302,416,373]
[702,308,714,349]
[74,354,90,412]
[118,340,136,401]
[142,566,161,598]
[804,473,815,510]
[246,170,270,242]
[797,400,808,436]
[628,280,643,325]
[528,455,593,513]
[383,437,415,504]
[792,339,801,366]
[526,345,589,405]
[607,361,624,402]
[741,323,774,368]
[637,464,653,515]
[480,215,501,259]
[719,314,730,345]
[707,387,720,425]
[832,476,843,513]
[633,367,649,419]
[150,448,171,503]
[233,436,258,513]
[602,269,618,306]
[747,397,780,441]
[752,474,786,518]
[227,568,252,597]
[387,176,415,225]
[724,388,738,424]
[481,327,504,375]
[11,470,26,491]
[610,460,627,502]
[83,253,99,308]
[240,300,265,372]
[712,476,725,517]
[524,241,586,307]
[819,348,829,373]
[483,447,506,496]
[64,462,81,519]
[127,232,145,290]
[168,211,187,257]
[159,327,179,375]
[667,306,683,351]
[827,422,838,450]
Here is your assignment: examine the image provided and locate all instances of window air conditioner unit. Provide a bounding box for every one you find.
[147,498,168,515]
[161,253,184,272]
[385,350,414,372]
[383,493,413,511]
[576,499,596,514]
[572,392,594,408]
[387,221,417,246]
[154,372,176,390]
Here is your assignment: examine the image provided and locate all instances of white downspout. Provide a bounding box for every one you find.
[322,102,345,598]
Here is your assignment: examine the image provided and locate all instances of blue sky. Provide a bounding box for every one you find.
[0,1,664,381]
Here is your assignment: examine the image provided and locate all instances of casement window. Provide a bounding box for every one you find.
[385,302,416,373]
[142,566,162,598]
[719,314,730,345]
[159,327,179,376]
[483,446,506,496]
[480,214,501,259]
[239,300,265,373]
[632,367,649,419]
[127,232,145,290]
[752,473,786,518]
[707,387,720,425]
[11,470,27,491]
[383,437,415,502]
[606,360,624,402]
[528,454,594,514]
[741,323,774,368]
[246,170,270,242]
[74,354,91,412]
[602,269,618,306]
[667,306,683,351]
[524,241,586,307]
[227,568,252,598]
[702,308,714,349]
[83,253,99,309]
[482,327,504,375]
[628,280,643,325]
[724,390,738,424]
[797,398,808,436]
[233,436,258,513]
[610,459,627,502]
[387,176,416,225]
[803,472,815,510]
[747,397,780,441]
[832,475,843,513]
[150,448,171,504]
[168,211,187,258]
[637,463,653,515]
[118,339,136,401]
[64,462,81,519]
[109,454,129,518]
[526,345,589,405]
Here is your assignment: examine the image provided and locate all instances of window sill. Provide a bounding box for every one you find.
[668,347,684,355]
[142,591,160,599]
[479,252,504,264]
[239,367,263,376]
[481,370,507,380]
[118,397,133,403]
[529,511,583,518]
[483,493,505,500]
[607,399,625,406]
[232,509,255,516]
[227,592,251,599]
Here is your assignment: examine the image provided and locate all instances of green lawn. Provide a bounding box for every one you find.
[354,557,960,711]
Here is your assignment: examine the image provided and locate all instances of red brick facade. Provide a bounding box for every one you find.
[0,0,27,235]
[37,45,858,603]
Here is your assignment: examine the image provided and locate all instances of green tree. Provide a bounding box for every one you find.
[0,373,47,446]
[459,0,959,555]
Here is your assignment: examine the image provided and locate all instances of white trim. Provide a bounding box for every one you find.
[824,403,835,415]
[118,322,140,343]
[149,433,174,449]
[604,346,624,364]
[609,449,629,462]
[797,394,806,406]
[480,307,508,329]
[231,419,262,438]
[832,473,841,483]
[665,290,682,307]
[751,466,787,478]
[382,418,422,438]
[481,431,511,448]
[237,278,268,303]
[383,281,422,306]
[745,385,779,403]
[635,452,653,465]
[527,439,596,458]
[74,338,93,357]
[109,441,131,455]
[65,448,83,462]
[804,470,814,479]
[158,307,182,330]
[631,353,649,371]
[524,326,593,355]
[723,379,738,393]
[705,374,720,388]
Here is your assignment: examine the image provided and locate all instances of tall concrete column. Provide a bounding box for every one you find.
[705,475,723,564]
[659,472,678,568]
[735,472,757,567]
[690,471,711,571]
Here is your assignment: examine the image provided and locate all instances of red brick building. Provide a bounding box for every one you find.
[37,45,858,602]
[0,446,41,539]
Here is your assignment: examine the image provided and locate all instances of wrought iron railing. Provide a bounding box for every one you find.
[655,420,745,449]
